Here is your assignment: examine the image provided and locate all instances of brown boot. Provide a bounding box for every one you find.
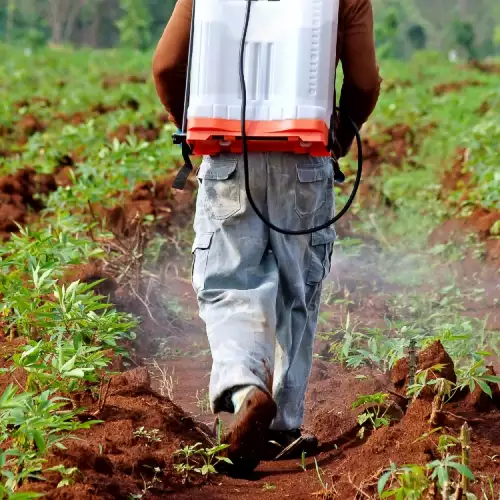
[222,387,277,477]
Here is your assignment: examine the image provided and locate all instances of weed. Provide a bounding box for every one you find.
[44,465,80,488]
[262,482,276,491]
[455,357,500,398]
[133,426,162,443]
[149,359,176,401]
[173,443,232,483]
[312,458,335,498]
[378,463,430,499]
[352,393,392,439]
[300,451,308,472]
[195,390,211,415]
[379,426,475,498]
[313,458,329,490]
[129,466,162,499]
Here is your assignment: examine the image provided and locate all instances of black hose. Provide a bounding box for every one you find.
[239,0,363,235]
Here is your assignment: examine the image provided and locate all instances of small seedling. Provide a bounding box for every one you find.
[312,458,336,499]
[195,390,211,415]
[352,393,391,439]
[133,426,162,443]
[45,464,80,488]
[454,358,500,399]
[427,454,474,492]
[262,482,276,491]
[406,364,447,400]
[300,451,307,472]
[173,443,232,483]
[132,466,162,499]
[378,463,430,499]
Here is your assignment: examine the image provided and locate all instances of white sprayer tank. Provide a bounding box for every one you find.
[186,0,340,156]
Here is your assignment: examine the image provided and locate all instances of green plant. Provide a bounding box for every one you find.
[173,443,232,483]
[427,454,474,491]
[195,390,211,415]
[480,475,499,499]
[262,483,276,491]
[328,318,407,373]
[133,427,161,443]
[406,364,447,399]
[45,464,80,488]
[380,430,475,499]
[455,357,500,399]
[129,466,162,499]
[300,451,307,472]
[352,393,392,439]
[313,458,330,493]
[0,386,100,490]
[436,434,459,455]
[0,482,44,499]
[378,463,430,499]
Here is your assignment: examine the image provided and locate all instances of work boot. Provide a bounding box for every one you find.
[264,428,319,460]
[221,387,277,477]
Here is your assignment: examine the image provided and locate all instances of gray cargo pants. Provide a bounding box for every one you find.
[191,152,336,430]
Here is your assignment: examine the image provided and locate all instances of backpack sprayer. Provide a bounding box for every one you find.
[172,0,363,235]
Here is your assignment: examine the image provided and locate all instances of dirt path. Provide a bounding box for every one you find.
[144,247,500,498]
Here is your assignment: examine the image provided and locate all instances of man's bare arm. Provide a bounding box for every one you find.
[152,0,192,128]
[335,0,382,158]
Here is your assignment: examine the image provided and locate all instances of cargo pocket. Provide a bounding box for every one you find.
[294,161,332,218]
[306,227,337,285]
[198,158,241,220]
[191,232,213,293]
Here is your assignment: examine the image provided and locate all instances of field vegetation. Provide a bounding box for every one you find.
[0,40,499,499]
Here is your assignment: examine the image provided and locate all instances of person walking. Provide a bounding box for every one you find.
[153,0,381,476]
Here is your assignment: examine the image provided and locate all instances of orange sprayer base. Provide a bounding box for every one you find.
[187,117,331,156]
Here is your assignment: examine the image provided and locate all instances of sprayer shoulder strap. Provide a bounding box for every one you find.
[172,142,194,190]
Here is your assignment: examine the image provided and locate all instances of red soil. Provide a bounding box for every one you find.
[104,174,195,238]
[14,97,52,109]
[108,123,162,144]
[347,123,418,207]
[356,123,417,173]
[102,75,148,89]
[54,99,141,126]
[15,337,499,499]
[440,147,473,200]
[0,124,13,136]
[2,109,499,498]
[16,367,213,500]
[433,80,484,96]
[383,79,412,92]
[17,113,46,137]
[0,167,60,239]
[429,208,500,264]
[468,60,500,75]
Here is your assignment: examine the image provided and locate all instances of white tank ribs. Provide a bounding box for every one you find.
[188,0,340,124]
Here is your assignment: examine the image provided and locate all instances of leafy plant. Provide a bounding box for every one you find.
[427,454,474,490]
[173,443,232,483]
[378,463,430,499]
[406,364,447,399]
[352,393,392,439]
[133,427,161,443]
[455,357,500,399]
[45,464,80,488]
[262,483,276,491]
